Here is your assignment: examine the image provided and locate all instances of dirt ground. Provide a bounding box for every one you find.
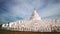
[0,31,60,34]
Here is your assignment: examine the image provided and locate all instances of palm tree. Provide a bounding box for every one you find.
[0,24,2,28]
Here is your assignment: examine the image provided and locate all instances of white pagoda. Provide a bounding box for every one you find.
[2,9,60,32]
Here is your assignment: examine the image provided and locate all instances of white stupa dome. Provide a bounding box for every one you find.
[30,9,41,20]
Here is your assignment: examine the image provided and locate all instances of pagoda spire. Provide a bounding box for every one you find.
[30,8,41,20]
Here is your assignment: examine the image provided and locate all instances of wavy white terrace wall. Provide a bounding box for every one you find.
[2,19,60,32]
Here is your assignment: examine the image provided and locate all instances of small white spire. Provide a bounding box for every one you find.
[30,9,41,20]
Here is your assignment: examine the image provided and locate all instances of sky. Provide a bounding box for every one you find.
[0,0,60,24]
